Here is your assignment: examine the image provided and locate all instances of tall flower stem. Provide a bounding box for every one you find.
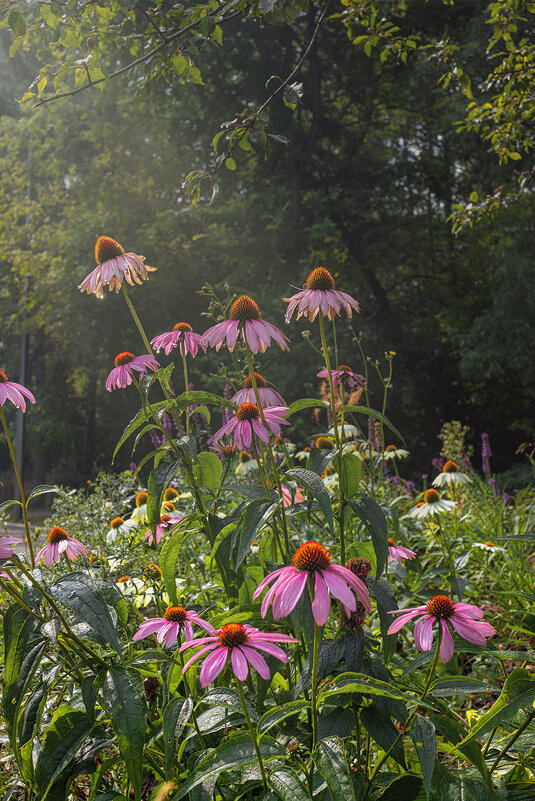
[182,353,190,435]
[236,680,267,791]
[317,312,346,562]
[490,708,535,773]
[244,345,289,554]
[310,620,321,752]
[0,407,35,568]
[362,630,442,800]
[436,524,459,600]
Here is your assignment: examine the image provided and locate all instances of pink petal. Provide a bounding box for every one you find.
[241,645,271,679]
[200,646,229,687]
[312,572,331,625]
[453,603,484,620]
[276,570,308,618]
[246,640,289,662]
[440,620,455,663]
[414,616,434,651]
[253,566,290,600]
[133,619,167,641]
[231,647,249,681]
[386,610,424,635]
[321,568,357,612]
[245,321,260,354]
[181,642,218,673]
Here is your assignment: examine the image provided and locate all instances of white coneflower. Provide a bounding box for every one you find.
[433,460,471,487]
[409,489,455,519]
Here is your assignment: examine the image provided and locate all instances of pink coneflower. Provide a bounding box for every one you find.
[253,541,371,626]
[78,236,157,298]
[0,371,35,412]
[317,365,365,389]
[179,623,297,686]
[106,352,159,391]
[278,485,306,508]
[144,514,184,546]
[231,372,286,408]
[211,402,289,450]
[150,323,204,358]
[284,267,360,323]
[387,594,496,663]
[388,538,416,564]
[133,605,214,648]
[201,295,290,355]
[35,527,87,567]
[0,535,22,560]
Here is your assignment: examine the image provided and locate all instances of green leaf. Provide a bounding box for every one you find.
[314,737,356,800]
[286,398,328,416]
[361,704,406,768]
[285,468,333,532]
[339,406,405,445]
[113,401,168,462]
[350,498,388,578]
[147,459,179,534]
[160,527,192,605]
[26,485,60,504]
[176,435,197,463]
[174,390,235,410]
[378,775,425,800]
[295,638,343,696]
[192,451,222,489]
[95,668,147,801]
[220,485,278,500]
[371,577,398,661]
[318,672,410,703]
[34,706,92,801]
[48,572,122,657]
[8,9,26,37]
[225,157,236,170]
[334,453,361,498]
[18,681,47,746]
[2,606,45,756]
[163,697,194,777]
[411,715,436,799]
[269,766,312,800]
[429,714,493,793]
[430,678,500,697]
[258,700,309,737]
[0,498,22,515]
[450,668,535,749]
[344,629,365,672]
[172,734,287,800]
[317,708,356,741]
[235,499,278,568]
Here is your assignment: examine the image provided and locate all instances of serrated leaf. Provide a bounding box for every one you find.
[286,398,328,416]
[34,706,92,801]
[411,715,436,799]
[192,451,223,489]
[258,700,309,737]
[314,737,356,800]
[317,708,356,741]
[285,468,333,532]
[235,499,278,568]
[172,734,287,800]
[334,453,361,498]
[147,460,179,534]
[163,697,193,777]
[8,9,26,37]
[48,573,122,656]
[318,672,410,703]
[350,498,388,578]
[96,668,147,801]
[269,766,311,800]
[27,484,60,503]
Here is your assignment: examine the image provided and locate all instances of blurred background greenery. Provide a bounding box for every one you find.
[0,0,533,494]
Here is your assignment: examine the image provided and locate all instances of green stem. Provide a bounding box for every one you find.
[362,630,443,799]
[182,352,190,435]
[0,407,35,567]
[311,619,321,753]
[236,680,268,791]
[317,312,345,562]
[490,709,535,773]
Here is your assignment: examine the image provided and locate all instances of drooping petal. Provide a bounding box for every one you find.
[241,645,271,679]
[164,622,180,648]
[133,618,167,641]
[414,616,434,651]
[181,642,219,674]
[439,620,455,663]
[200,646,229,687]
[321,568,357,612]
[246,640,289,662]
[253,566,291,600]
[231,646,249,681]
[311,572,331,625]
[275,570,308,618]
[386,609,424,635]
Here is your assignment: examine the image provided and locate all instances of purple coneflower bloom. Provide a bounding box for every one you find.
[0,535,22,560]
[35,527,87,567]
[0,371,35,412]
[150,322,204,358]
[387,594,496,663]
[253,541,371,626]
[388,538,416,564]
[78,236,157,298]
[133,605,214,648]
[231,372,286,408]
[284,267,360,323]
[211,402,289,451]
[106,352,159,391]
[317,365,365,389]
[144,514,184,546]
[202,295,289,355]
[180,623,297,686]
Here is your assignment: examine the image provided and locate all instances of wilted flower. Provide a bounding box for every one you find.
[78,236,156,298]
[211,403,289,451]
[284,267,360,323]
[388,538,416,564]
[144,513,184,546]
[409,489,455,519]
[317,365,365,389]
[0,371,35,412]
[133,605,214,648]
[106,352,159,391]
[150,322,204,358]
[253,541,371,626]
[387,595,496,663]
[432,460,471,487]
[179,623,297,686]
[35,527,87,567]
[202,295,289,355]
[231,372,286,408]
